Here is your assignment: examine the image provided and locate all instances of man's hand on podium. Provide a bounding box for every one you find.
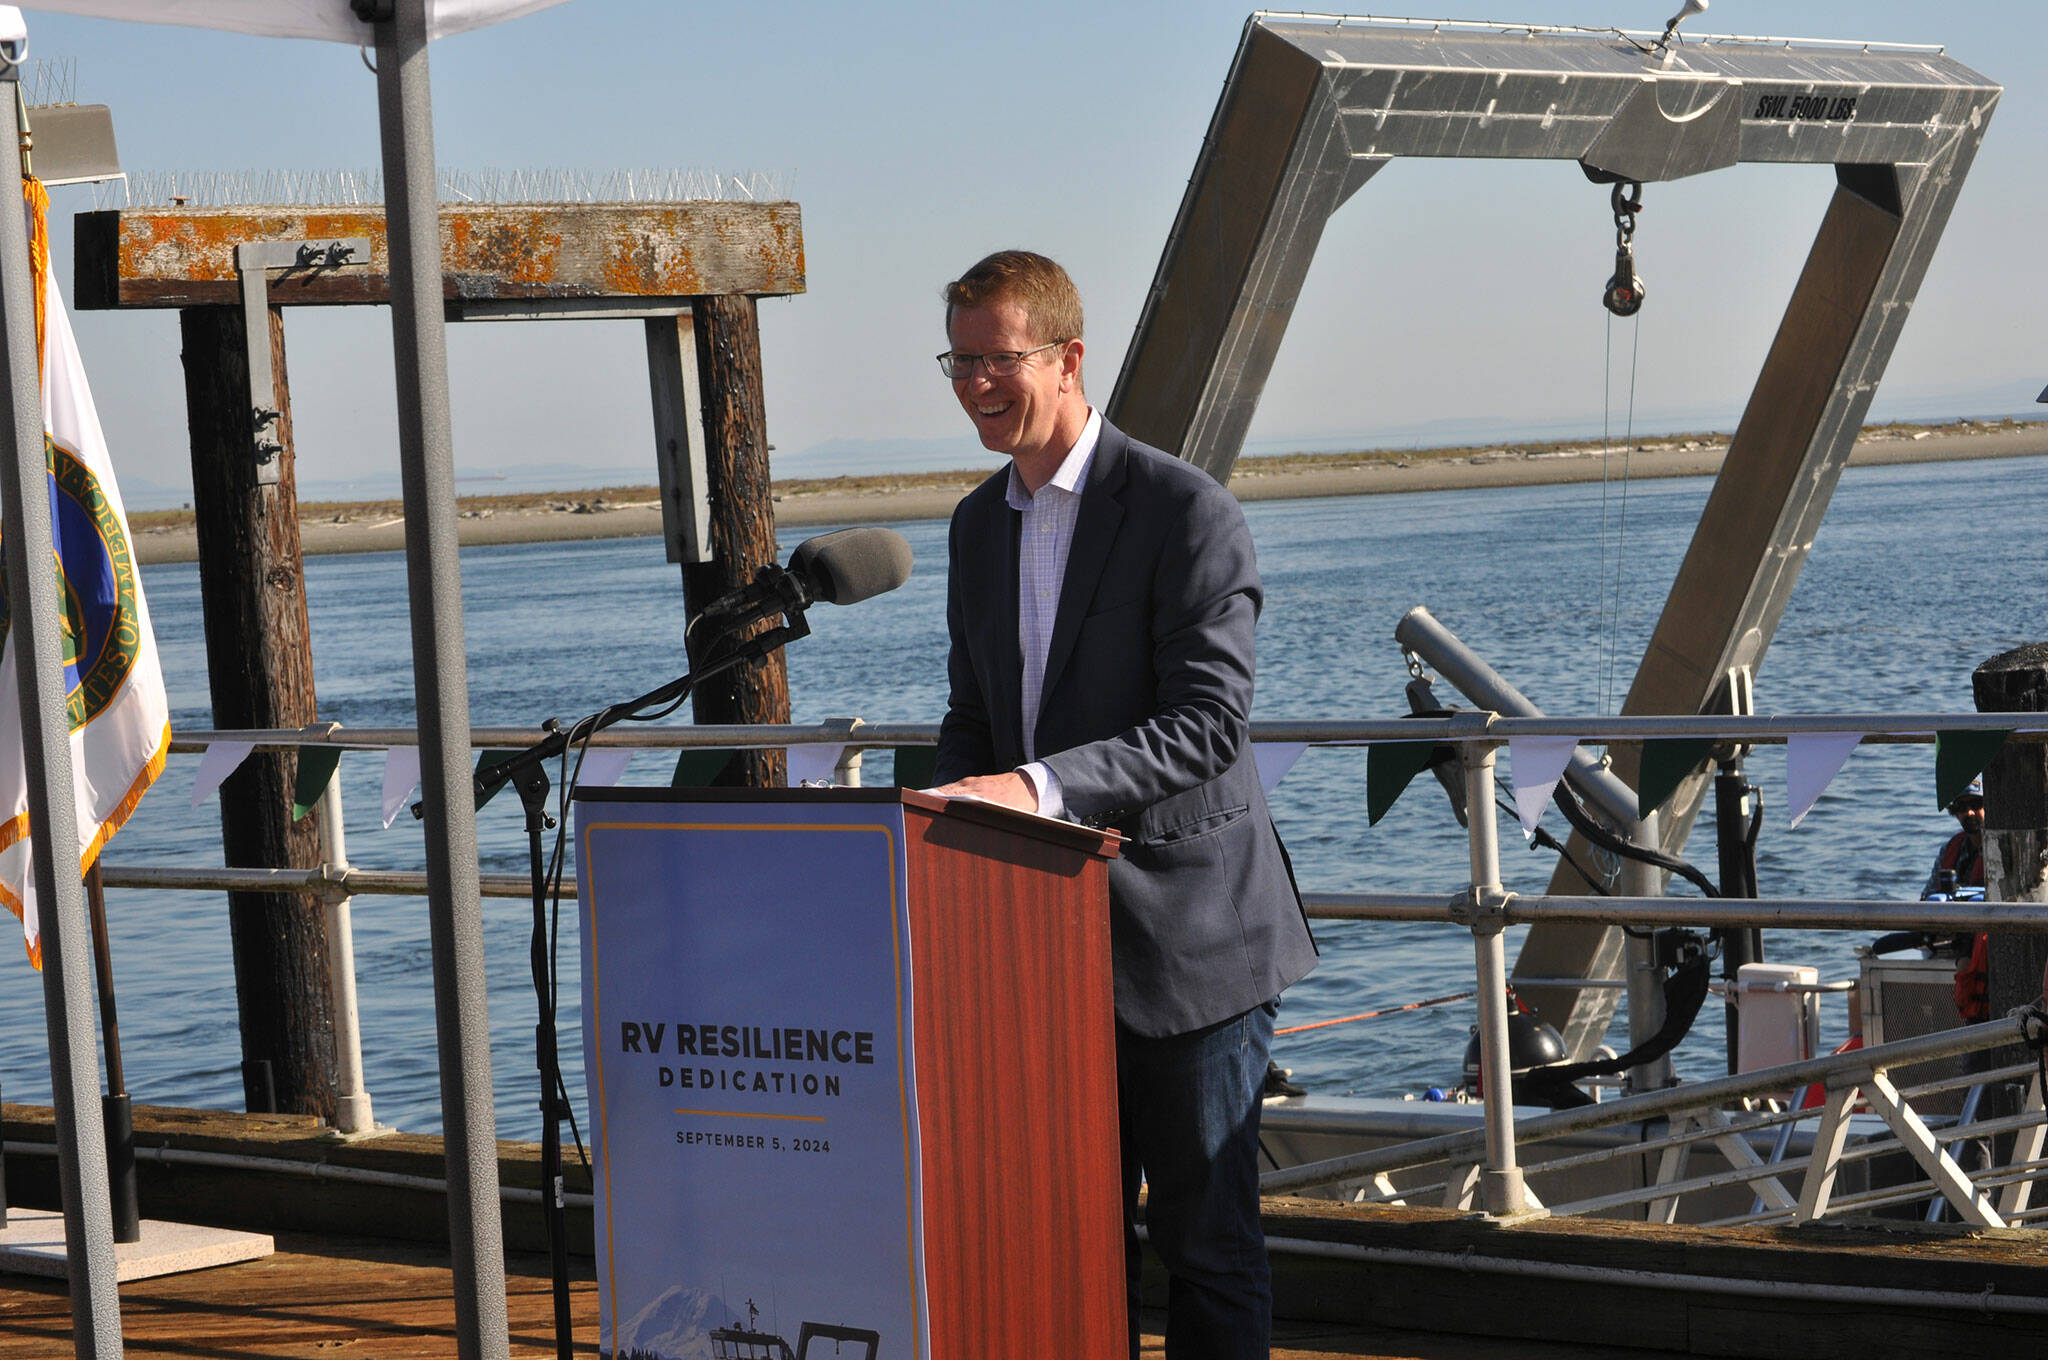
[930,771,1039,813]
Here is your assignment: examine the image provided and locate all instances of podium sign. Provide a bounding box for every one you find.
[578,793,927,1358]
[578,786,1125,1359]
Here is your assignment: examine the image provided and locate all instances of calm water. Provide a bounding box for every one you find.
[3,454,2043,1138]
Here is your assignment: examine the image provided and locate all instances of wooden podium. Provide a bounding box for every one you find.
[575,786,1124,1359]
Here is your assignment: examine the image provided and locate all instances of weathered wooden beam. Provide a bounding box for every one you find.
[74,201,805,310]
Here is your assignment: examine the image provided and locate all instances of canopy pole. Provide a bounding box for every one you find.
[368,4,509,1356]
[0,68,124,1360]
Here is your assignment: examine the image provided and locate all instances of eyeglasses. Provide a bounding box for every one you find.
[935,340,1068,380]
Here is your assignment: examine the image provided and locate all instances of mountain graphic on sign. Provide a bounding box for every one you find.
[616,1284,741,1360]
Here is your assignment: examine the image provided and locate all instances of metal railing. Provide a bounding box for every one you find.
[1263,1018,2046,1229]
[102,712,2048,1221]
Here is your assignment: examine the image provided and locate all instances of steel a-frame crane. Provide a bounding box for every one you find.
[1106,13,2000,1055]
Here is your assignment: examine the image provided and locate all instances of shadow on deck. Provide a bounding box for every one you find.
[0,1233,1686,1360]
[3,1105,2042,1357]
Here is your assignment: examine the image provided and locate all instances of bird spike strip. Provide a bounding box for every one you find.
[108,166,793,213]
[22,58,79,110]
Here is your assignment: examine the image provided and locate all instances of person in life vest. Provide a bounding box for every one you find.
[1924,778,1985,898]
[1924,778,1989,1021]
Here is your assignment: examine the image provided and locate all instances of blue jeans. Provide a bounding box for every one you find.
[1118,1000,1277,1360]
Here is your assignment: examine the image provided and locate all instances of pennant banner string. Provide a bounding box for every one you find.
[1367,742,1438,827]
[1254,743,1309,796]
[189,741,255,810]
[1786,732,1863,829]
[1636,738,1718,821]
[574,748,636,790]
[381,747,422,829]
[291,745,343,822]
[784,745,845,789]
[1934,729,2010,811]
[1508,736,1579,835]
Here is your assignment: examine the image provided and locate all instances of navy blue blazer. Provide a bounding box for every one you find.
[934,419,1317,1037]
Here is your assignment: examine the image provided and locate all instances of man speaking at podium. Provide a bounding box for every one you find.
[929,250,1317,1359]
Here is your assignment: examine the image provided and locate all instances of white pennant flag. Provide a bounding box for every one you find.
[189,740,256,809]
[1253,743,1309,795]
[1508,737,1580,835]
[381,746,422,829]
[1787,732,1863,829]
[575,748,634,789]
[785,745,846,788]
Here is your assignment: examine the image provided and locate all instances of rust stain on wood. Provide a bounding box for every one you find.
[444,212,564,288]
[78,201,805,309]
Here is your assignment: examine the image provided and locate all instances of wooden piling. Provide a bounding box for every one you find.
[178,304,336,1120]
[681,294,789,788]
[1974,644,2048,1072]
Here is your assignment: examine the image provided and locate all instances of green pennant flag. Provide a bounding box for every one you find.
[291,745,343,822]
[892,746,939,790]
[671,749,739,788]
[1934,729,2010,810]
[473,749,523,810]
[1367,741,1437,827]
[1636,738,1717,820]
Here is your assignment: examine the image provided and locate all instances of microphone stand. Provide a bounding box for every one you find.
[457,582,812,1360]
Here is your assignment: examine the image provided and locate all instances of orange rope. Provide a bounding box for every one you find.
[1275,990,1477,1037]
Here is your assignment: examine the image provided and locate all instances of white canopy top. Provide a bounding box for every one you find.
[23,0,572,43]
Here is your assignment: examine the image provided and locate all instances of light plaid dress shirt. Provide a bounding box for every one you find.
[1005,408,1102,819]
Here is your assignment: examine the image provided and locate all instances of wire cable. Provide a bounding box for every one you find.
[1602,313,1644,717]
[1597,314,1614,714]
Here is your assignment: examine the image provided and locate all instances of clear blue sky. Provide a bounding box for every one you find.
[21,2,2048,502]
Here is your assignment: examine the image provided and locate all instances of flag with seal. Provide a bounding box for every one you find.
[0,177,171,965]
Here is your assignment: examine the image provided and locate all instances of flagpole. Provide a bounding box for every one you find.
[0,51,125,1360]
[363,2,511,1356]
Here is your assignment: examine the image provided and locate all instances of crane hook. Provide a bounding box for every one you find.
[1603,180,1645,317]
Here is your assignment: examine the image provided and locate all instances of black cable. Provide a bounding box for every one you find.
[492,611,795,1177]
[1522,950,1713,1089]
[1549,779,1720,898]
[624,694,691,724]
[1500,796,1612,897]
[545,715,602,1172]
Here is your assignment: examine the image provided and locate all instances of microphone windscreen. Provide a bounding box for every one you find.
[787,527,914,605]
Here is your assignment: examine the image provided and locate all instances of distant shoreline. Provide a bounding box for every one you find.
[128,419,2048,566]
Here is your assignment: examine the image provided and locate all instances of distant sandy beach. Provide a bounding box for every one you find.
[129,420,2048,566]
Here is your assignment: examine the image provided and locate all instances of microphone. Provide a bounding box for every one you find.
[696,527,913,633]
[440,529,915,823]
[785,527,914,605]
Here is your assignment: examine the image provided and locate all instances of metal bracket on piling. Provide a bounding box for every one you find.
[234,240,372,486]
[643,309,714,565]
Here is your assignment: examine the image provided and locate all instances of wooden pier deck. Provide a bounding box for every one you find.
[3,1105,2043,1358]
[0,1233,1687,1359]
